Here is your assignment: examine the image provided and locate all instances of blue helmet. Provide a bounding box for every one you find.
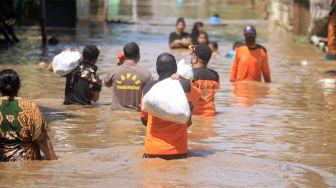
[243,25,257,35]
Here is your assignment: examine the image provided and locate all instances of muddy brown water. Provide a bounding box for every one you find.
[0,1,336,187]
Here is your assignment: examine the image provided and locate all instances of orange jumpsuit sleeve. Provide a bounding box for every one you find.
[261,50,271,83]
[230,48,239,82]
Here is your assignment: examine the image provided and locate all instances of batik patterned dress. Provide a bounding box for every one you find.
[0,97,47,161]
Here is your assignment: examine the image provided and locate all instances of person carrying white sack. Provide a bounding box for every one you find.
[48,45,102,105]
[173,44,220,117]
[140,52,192,160]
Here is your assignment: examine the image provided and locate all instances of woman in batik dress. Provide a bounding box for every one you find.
[0,69,57,161]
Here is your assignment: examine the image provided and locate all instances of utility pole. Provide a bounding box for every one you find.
[41,0,47,47]
[132,0,138,23]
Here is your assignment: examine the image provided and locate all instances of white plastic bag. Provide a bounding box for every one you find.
[142,78,191,124]
[177,59,194,80]
[52,51,81,76]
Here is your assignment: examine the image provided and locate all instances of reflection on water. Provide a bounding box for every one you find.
[230,81,270,107]
[0,0,336,187]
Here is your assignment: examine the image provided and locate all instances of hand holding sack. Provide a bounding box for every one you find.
[89,74,103,92]
[177,59,194,80]
[142,78,191,124]
[52,50,81,76]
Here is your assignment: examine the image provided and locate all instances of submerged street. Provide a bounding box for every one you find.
[0,1,335,187]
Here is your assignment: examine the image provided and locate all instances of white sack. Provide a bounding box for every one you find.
[52,51,81,76]
[177,59,194,80]
[142,78,191,124]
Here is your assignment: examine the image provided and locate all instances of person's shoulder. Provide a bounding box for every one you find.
[143,80,159,95]
[112,64,124,69]
[133,64,147,71]
[109,65,126,74]
[235,43,248,50]
[193,67,217,75]
[207,68,220,81]
[169,32,176,36]
[134,65,151,75]
[193,68,219,82]
[208,68,219,76]
[256,44,267,53]
[183,32,191,36]
[17,98,40,109]
[80,61,98,72]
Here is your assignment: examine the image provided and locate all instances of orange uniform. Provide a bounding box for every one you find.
[188,68,220,116]
[230,44,271,82]
[141,78,191,156]
[328,12,336,56]
[141,113,188,155]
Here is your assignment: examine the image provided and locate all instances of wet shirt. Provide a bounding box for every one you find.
[141,78,191,156]
[169,32,191,44]
[64,61,102,105]
[230,44,271,82]
[189,68,220,116]
[0,97,47,161]
[104,64,153,111]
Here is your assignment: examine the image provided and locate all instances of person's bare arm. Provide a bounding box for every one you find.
[187,101,193,128]
[141,111,148,126]
[187,117,192,128]
[171,73,181,80]
[262,53,271,83]
[36,131,57,160]
[181,37,192,47]
[229,49,239,82]
[91,91,100,102]
[140,92,148,126]
[47,63,53,72]
[103,71,114,87]
[31,102,57,160]
[170,39,184,49]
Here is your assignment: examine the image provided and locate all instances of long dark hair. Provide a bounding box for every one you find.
[197,31,209,45]
[191,22,204,44]
[0,69,21,101]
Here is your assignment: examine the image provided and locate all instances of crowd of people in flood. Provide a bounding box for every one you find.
[0,18,271,161]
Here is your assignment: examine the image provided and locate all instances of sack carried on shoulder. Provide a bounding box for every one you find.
[177,58,194,80]
[52,51,81,76]
[142,78,191,124]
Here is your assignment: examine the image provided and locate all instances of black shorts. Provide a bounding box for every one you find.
[143,153,189,160]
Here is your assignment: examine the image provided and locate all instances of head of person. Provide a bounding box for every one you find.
[156,52,177,79]
[190,44,212,67]
[243,25,257,46]
[192,22,205,35]
[0,69,21,99]
[123,42,140,62]
[48,36,59,45]
[197,32,209,45]
[82,45,100,64]
[176,17,186,33]
[209,41,218,52]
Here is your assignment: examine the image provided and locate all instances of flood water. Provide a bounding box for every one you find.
[0,1,336,187]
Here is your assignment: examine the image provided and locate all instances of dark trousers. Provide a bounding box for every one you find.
[143,153,189,160]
